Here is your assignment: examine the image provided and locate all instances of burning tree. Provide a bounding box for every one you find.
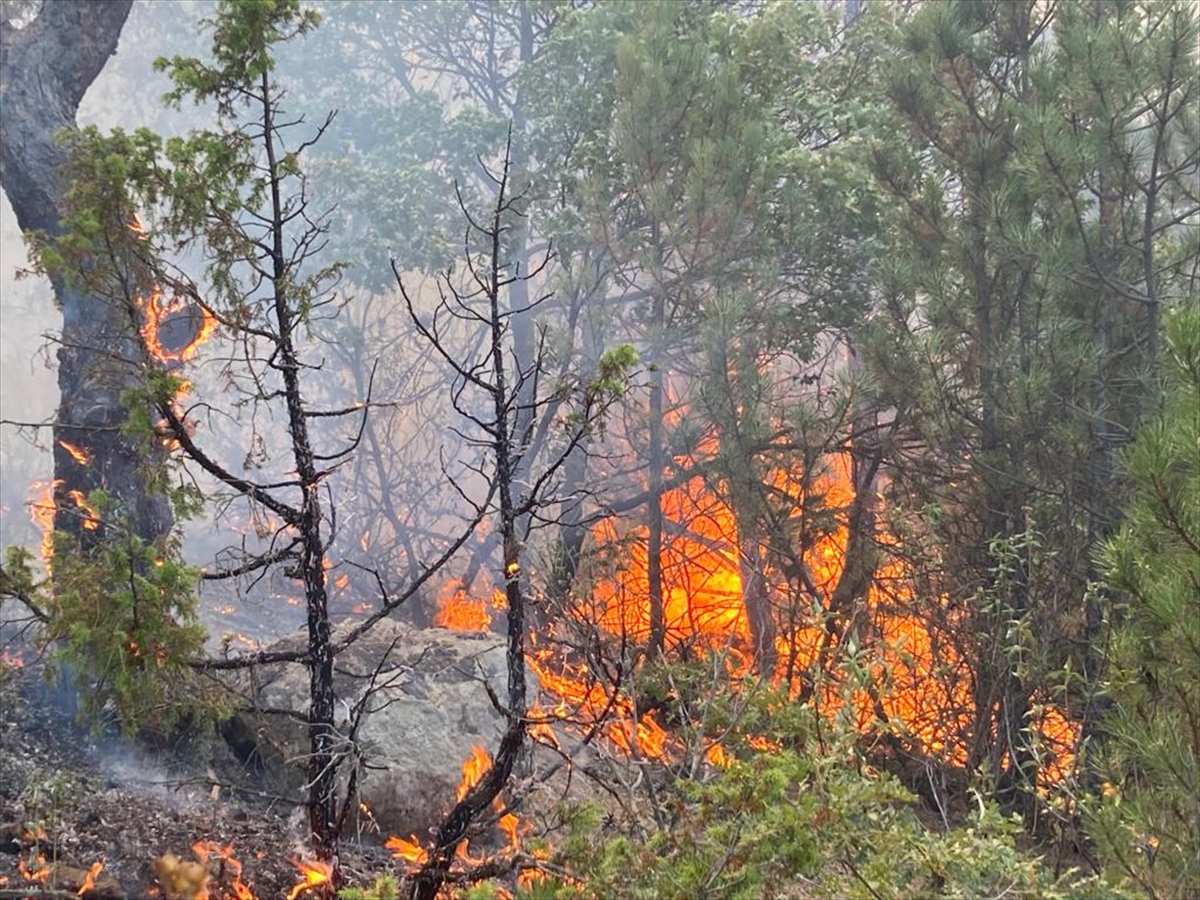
[18,2,633,891]
[0,1,179,549]
[20,0,359,878]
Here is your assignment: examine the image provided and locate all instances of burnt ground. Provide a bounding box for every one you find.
[0,656,394,899]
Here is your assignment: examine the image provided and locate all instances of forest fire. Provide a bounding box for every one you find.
[285,858,331,900]
[0,0,1187,895]
[78,860,105,896]
[578,445,1080,774]
[525,644,675,762]
[457,745,490,801]
[27,478,104,569]
[57,440,92,466]
[431,439,1079,781]
[128,212,217,366]
[17,852,50,884]
[125,214,215,365]
[28,478,59,565]
[386,835,428,867]
[138,284,219,365]
[388,744,526,877]
[64,489,101,531]
[432,580,496,633]
[192,841,255,900]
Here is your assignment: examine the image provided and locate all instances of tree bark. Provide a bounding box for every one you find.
[258,69,338,872]
[645,285,667,660]
[1,1,172,548]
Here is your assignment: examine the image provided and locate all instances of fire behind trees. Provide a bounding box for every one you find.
[0,0,1197,898]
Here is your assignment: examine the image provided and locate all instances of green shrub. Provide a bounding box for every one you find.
[1087,304,1200,898]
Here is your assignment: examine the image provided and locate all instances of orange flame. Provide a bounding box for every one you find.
[192,841,255,900]
[65,489,101,531]
[128,214,217,366]
[28,478,61,566]
[57,441,92,466]
[18,853,51,884]
[458,744,491,801]
[78,860,104,896]
[536,434,1082,778]
[285,858,331,900]
[140,284,218,363]
[433,581,493,633]
[385,835,428,867]
[386,744,526,874]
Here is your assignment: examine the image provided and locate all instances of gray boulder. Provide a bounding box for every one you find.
[221,620,527,840]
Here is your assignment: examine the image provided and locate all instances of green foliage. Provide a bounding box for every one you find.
[474,668,1120,899]
[1088,304,1200,898]
[860,0,1200,813]
[157,0,320,114]
[533,708,1120,900]
[585,344,638,405]
[339,873,399,900]
[279,0,519,288]
[634,659,812,760]
[4,520,208,737]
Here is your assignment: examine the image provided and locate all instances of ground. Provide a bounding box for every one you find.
[0,656,393,899]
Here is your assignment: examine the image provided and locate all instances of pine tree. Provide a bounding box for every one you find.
[865,0,1198,819]
[1090,303,1200,897]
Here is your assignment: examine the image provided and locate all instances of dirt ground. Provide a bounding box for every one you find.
[0,656,394,899]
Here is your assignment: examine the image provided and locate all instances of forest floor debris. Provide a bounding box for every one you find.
[0,657,391,898]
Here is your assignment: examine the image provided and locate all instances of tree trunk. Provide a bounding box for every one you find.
[259,70,339,876]
[645,286,667,659]
[506,0,537,539]
[1,2,171,548]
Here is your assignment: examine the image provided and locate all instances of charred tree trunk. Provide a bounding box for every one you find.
[547,433,589,610]
[645,287,667,660]
[259,71,339,873]
[0,1,171,548]
[409,134,529,900]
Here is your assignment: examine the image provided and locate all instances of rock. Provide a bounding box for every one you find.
[0,822,21,855]
[221,620,531,839]
[48,862,124,899]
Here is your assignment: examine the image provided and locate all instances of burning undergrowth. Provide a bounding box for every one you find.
[0,654,398,900]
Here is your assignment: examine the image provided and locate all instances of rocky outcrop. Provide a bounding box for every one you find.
[221,620,527,840]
